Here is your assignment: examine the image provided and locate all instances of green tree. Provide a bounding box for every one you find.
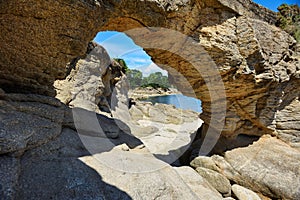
[148,72,163,85]
[160,75,170,88]
[276,4,300,42]
[141,72,170,89]
[127,69,143,89]
[113,58,129,73]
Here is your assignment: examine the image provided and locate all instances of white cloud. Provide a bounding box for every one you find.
[137,63,168,77]
[99,41,131,58]
[93,31,167,77]
[95,32,143,58]
[127,57,150,64]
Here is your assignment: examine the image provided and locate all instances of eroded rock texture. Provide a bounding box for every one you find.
[99,0,300,146]
[0,93,65,155]
[54,42,125,114]
[222,135,300,200]
[191,135,300,199]
[0,0,102,95]
[0,0,299,146]
[92,0,300,151]
[0,88,201,200]
[0,89,221,200]
[1,1,300,199]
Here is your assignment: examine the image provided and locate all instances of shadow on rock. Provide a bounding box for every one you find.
[68,107,143,153]
[13,128,133,200]
[0,95,133,199]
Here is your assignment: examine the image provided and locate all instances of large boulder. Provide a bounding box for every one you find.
[54,42,125,114]
[0,92,65,155]
[174,166,223,199]
[215,135,300,199]
[9,128,133,200]
[232,184,262,200]
[195,167,231,196]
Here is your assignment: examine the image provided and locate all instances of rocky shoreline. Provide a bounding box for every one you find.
[128,86,180,100]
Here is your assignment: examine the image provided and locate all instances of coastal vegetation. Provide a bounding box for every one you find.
[277,3,300,42]
[113,58,171,89]
[127,69,170,89]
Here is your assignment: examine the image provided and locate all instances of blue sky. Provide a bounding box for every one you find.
[94,31,168,77]
[94,1,298,76]
[253,0,299,11]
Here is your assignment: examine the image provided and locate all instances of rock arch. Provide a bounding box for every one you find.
[0,0,299,147]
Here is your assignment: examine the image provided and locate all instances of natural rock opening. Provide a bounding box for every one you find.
[1,1,300,199]
[54,37,204,166]
[94,30,202,112]
[94,1,300,151]
[1,0,299,152]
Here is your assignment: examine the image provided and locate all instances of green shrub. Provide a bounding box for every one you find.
[113,58,129,73]
[276,4,300,43]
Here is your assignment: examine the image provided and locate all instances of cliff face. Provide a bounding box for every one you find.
[101,0,300,147]
[0,0,299,144]
[0,0,102,95]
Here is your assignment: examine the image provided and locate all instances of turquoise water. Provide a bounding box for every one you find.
[143,94,202,113]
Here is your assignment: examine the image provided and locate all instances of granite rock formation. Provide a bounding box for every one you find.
[0,87,212,200]
[231,184,262,200]
[54,42,125,115]
[1,0,299,145]
[0,0,102,96]
[1,0,300,199]
[191,135,300,199]
[0,41,209,199]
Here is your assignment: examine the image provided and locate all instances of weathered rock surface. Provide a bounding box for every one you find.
[232,184,261,200]
[1,0,300,199]
[216,0,277,24]
[163,16,299,144]
[174,166,223,199]
[0,58,205,200]
[213,135,300,200]
[275,96,300,148]
[0,94,205,200]
[55,42,125,115]
[0,0,102,96]
[0,92,65,154]
[1,0,299,142]
[115,100,203,164]
[191,135,300,199]
[0,156,20,199]
[14,128,133,200]
[195,167,231,196]
[1,125,225,200]
[190,155,220,171]
[100,0,300,146]
[81,154,219,200]
[55,40,203,165]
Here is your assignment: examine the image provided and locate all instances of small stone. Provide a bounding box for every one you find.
[195,167,231,196]
[175,166,223,199]
[121,144,130,151]
[232,184,261,200]
[190,156,219,171]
